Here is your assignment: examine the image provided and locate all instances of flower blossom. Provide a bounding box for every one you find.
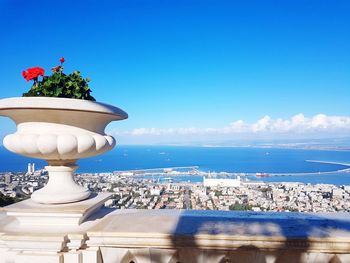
[22,67,45,81]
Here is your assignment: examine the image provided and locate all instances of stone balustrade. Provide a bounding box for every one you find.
[1,207,350,263]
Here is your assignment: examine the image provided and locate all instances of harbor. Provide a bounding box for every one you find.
[113,160,350,181]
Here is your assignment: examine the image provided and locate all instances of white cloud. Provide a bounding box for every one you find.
[112,113,350,137]
[252,115,271,132]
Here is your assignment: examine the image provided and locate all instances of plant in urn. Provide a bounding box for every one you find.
[0,58,127,204]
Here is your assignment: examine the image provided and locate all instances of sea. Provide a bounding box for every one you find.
[1,145,350,186]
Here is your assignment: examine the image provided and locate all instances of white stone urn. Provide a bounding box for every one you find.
[0,97,127,204]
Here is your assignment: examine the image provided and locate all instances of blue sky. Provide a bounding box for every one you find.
[0,0,349,144]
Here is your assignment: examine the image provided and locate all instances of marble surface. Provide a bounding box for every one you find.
[2,207,350,262]
[87,209,350,239]
[3,193,111,226]
[0,97,128,204]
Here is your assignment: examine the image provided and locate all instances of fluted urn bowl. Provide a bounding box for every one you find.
[0,97,128,204]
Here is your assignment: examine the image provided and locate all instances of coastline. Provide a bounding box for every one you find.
[1,146,350,177]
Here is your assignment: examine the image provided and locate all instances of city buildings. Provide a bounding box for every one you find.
[2,168,350,213]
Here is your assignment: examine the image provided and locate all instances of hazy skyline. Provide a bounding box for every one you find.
[1,1,349,144]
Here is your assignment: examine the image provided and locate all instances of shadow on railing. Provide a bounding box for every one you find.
[91,210,350,263]
[167,211,350,263]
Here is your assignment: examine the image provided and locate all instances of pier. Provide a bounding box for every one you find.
[114,161,350,178]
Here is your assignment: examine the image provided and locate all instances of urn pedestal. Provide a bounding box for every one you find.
[31,163,89,204]
[0,97,128,204]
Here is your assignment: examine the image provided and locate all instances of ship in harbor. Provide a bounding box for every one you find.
[255,173,271,178]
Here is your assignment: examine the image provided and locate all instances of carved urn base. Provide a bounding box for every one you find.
[31,162,90,204]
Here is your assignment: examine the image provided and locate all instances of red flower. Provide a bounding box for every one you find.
[22,67,45,81]
[60,57,65,63]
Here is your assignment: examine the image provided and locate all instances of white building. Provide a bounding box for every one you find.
[120,172,134,176]
[4,174,11,184]
[150,188,161,196]
[27,163,35,174]
[203,177,240,187]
